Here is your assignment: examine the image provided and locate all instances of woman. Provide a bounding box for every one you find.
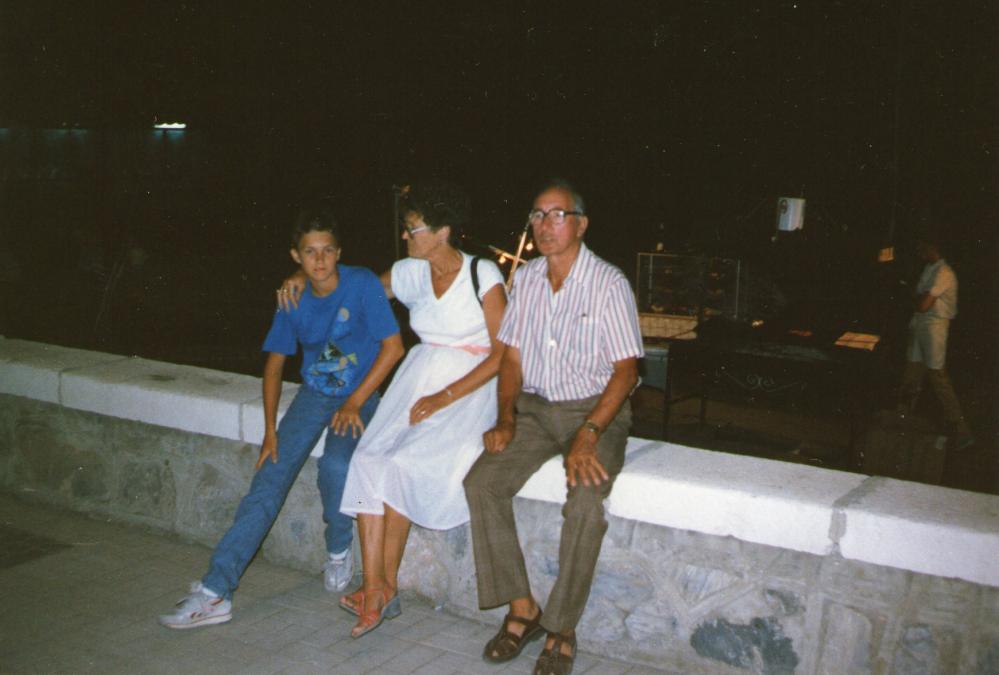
[282,180,506,638]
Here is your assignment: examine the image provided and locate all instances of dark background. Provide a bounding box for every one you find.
[1,2,996,421]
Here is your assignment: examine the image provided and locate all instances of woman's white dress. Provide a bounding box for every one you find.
[340,253,504,529]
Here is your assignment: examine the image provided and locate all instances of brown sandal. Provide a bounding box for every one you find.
[533,631,576,675]
[482,609,545,663]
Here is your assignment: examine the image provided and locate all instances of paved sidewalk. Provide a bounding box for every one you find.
[0,494,669,674]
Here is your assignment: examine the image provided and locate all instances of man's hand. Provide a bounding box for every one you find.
[255,430,279,470]
[565,428,609,488]
[483,420,516,454]
[331,398,365,438]
[277,271,307,311]
[409,390,451,425]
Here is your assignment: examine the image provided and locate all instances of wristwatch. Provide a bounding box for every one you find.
[582,420,601,436]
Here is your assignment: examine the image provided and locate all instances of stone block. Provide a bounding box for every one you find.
[892,624,959,675]
[981,587,999,628]
[623,597,680,649]
[400,528,457,604]
[11,404,112,505]
[690,616,799,674]
[818,556,910,609]
[578,595,628,642]
[839,478,999,587]
[976,639,999,675]
[610,442,865,556]
[907,575,979,626]
[589,557,655,613]
[177,461,246,541]
[669,562,745,612]
[816,601,876,674]
[60,357,261,441]
[117,458,177,523]
[108,415,195,461]
[0,337,125,403]
[0,395,17,486]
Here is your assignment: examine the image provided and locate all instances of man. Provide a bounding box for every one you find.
[898,236,973,449]
[464,181,643,675]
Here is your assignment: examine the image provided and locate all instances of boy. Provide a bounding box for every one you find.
[160,201,404,629]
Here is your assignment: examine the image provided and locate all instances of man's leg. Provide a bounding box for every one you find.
[541,400,631,635]
[464,394,562,611]
[202,388,332,599]
[926,369,970,434]
[898,361,926,415]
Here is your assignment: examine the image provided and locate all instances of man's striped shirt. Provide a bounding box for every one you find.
[498,243,644,401]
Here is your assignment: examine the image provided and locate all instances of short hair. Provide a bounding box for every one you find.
[536,178,586,214]
[401,179,470,247]
[291,199,342,249]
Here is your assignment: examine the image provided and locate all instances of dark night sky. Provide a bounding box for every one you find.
[5,2,995,232]
[1,1,996,369]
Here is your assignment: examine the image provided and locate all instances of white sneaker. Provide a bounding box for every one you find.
[158,582,232,629]
[323,550,353,592]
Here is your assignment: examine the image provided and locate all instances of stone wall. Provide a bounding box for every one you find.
[2,337,998,673]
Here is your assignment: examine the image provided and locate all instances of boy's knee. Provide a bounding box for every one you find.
[317,454,350,481]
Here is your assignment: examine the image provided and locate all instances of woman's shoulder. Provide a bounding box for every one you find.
[468,255,504,285]
[392,257,428,275]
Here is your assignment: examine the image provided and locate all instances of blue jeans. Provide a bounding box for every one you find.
[202,386,378,599]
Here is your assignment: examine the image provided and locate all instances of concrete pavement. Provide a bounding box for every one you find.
[0,493,670,674]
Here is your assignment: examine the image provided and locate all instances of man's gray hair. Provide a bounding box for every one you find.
[539,178,586,214]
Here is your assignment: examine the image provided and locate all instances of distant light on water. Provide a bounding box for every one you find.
[153,122,187,130]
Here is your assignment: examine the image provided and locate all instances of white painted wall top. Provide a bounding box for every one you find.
[2,337,997,587]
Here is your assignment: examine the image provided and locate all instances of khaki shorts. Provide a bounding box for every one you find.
[906,314,950,370]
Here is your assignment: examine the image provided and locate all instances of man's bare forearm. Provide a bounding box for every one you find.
[496,346,522,425]
[584,358,639,431]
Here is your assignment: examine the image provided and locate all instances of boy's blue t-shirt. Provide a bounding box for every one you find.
[262,265,399,397]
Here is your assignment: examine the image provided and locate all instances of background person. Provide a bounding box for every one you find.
[898,236,973,449]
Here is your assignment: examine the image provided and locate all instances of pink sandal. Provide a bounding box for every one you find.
[350,587,401,638]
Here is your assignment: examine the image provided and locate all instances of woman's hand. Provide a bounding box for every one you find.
[331,399,366,438]
[409,390,452,425]
[277,270,308,311]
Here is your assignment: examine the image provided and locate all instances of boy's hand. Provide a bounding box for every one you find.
[255,430,279,470]
[408,390,450,425]
[277,271,307,311]
[331,399,365,438]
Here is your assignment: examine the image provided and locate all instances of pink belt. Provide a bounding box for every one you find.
[425,342,490,355]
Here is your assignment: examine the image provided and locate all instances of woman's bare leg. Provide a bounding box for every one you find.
[383,504,412,591]
[357,513,386,592]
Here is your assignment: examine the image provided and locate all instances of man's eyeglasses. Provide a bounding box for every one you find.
[527,208,584,226]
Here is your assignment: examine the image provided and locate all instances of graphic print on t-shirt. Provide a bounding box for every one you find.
[305,306,360,396]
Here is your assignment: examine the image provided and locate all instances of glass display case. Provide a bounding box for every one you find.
[635,253,742,339]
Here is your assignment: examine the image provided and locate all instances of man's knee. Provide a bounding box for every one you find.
[563,485,608,524]
[463,455,517,500]
[463,456,494,495]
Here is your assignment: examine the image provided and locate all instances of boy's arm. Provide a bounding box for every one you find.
[330,333,405,438]
[256,352,287,470]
